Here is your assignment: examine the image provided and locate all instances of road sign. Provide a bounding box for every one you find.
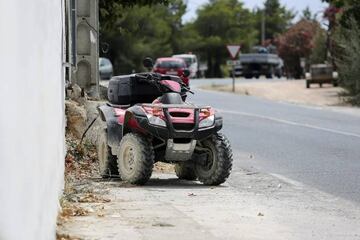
[227,60,241,66]
[226,45,241,59]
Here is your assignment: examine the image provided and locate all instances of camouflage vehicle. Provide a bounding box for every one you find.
[306,64,339,88]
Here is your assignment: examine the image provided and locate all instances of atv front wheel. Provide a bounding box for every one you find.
[117,133,154,185]
[97,127,119,178]
[195,133,233,185]
[175,162,197,180]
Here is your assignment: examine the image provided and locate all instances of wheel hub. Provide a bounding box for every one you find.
[123,146,135,172]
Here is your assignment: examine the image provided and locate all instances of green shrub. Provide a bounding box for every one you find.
[221,64,231,78]
[310,30,327,65]
[335,18,360,105]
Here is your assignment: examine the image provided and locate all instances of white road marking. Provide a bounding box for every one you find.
[220,109,360,139]
[197,88,360,117]
[270,173,304,188]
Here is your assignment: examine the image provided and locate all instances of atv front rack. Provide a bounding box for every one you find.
[141,103,211,109]
[141,103,213,139]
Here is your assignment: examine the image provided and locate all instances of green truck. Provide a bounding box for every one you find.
[305,64,339,88]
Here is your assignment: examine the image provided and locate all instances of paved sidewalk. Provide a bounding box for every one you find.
[58,171,360,240]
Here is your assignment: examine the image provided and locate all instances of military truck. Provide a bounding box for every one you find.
[238,47,283,79]
[305,64,339,88]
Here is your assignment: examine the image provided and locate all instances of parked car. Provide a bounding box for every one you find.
[99,57,113,80]
[305,64,338,88]
[172,54,198,78]
[153,57,190,85]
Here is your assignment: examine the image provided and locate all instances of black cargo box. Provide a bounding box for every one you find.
[108,74,162,105]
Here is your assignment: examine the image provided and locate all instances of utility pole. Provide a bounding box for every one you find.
[69,0,100,97]
[261,9,266,45]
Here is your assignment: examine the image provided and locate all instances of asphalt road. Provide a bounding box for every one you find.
[189,78,360,204]
[190,76,286,88]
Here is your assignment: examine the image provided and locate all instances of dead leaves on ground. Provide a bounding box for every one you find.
[56,233,82,240]
[65,133,98,181]
[61,205,90,218]
[78,193,111,203]
[58,135,112,224]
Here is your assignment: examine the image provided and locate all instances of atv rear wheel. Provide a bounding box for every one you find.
[175,162,197,181]
[195,133,233,186]
[97,127,119,178]
[117,133,154,185]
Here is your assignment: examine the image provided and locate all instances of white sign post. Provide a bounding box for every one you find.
[226,45,241,92]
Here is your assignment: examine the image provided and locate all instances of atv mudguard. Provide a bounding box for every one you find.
[97,104,147,152]
[122,105,147,135]
[97,104,123,152]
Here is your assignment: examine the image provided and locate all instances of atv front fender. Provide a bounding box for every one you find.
[123,105,147,135]
[97,104,123,152]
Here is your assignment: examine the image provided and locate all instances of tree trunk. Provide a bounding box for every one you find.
[206,48,213,78]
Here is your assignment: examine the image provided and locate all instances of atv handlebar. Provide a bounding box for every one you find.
[135,73,194,94]
[135,73,159,83]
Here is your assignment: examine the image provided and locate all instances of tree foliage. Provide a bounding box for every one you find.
[98,0,305,78]
[99,0,169,32]
[301,7,316,21]
[309,29,327,65]
[192,0,257,77]
[100,1,186,74]
[323,0,360,104]
[335,18,360,104]
[254,0,294,42]
[276,20,321,78]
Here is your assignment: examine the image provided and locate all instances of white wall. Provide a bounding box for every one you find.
[0,1,65,240]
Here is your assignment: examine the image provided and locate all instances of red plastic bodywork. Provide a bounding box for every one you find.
[159,80,181,92]
[114,108,126,124]
[114,108,142,131]
[116,104,215,127]
[114,77,214,129]
[142,105,215,124]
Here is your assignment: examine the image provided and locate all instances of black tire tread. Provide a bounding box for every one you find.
[97,127,119,178]
[117,133,154,185]
[197,133,233,186]
[175,163,197,181]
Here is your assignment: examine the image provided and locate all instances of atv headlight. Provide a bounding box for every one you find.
[147,115,166,127]
[199,115,215,128]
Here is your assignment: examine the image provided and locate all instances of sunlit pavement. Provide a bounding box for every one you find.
[189,81,360,204]
[58,172,360,240]
[102,78,360,203]
[60,78,360,240]
[102,77,360,203]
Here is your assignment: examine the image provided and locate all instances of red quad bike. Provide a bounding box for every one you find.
[97,58,233,185]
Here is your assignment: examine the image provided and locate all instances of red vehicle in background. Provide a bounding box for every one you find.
[153,57,190,86]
